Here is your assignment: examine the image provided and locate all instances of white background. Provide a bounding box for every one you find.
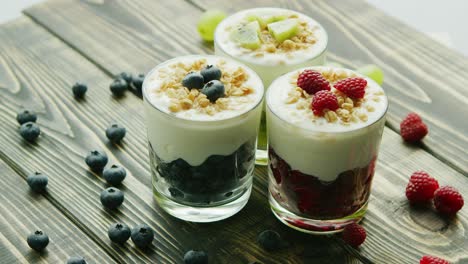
[1,0,467,56]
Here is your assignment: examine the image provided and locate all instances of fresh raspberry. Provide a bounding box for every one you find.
[333,77,367,99]
[400,113,428,142]
[342,223,366,247]
[311,90,339,116]
[420,255,450,264]
[434,186,464,215]
[405,171,439,204]
[297,70,330,95]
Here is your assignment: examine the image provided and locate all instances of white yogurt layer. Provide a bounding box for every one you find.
[143,55,264,166]
[266,67,388,181]
[215,8,328,87]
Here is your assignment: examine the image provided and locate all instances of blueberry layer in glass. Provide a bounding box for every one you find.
[150,138,256,206]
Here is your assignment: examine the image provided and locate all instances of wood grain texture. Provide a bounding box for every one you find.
[0,159,115,264]
[10,0,468,263]
[0,17,358,264]
[188,0,468,175]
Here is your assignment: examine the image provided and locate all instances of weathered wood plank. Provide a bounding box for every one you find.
[0,17,358,263]
[0,158,115,263]
[188,0,468,175]
[18,0,468,262]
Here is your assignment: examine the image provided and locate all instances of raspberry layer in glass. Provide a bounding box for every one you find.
[266,66,387,232]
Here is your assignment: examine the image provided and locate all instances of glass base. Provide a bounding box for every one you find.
[153,185,252,223]
[269,194,367,234]
[255,148,268,166]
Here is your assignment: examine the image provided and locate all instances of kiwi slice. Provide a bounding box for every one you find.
[230,21,261,49]
[267,19,299,43]
[247,14,287,29]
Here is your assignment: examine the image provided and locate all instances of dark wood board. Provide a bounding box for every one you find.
[24,0,468,176]
[0,17,358,264]
[0,159,115,263]
[0,0,460,263]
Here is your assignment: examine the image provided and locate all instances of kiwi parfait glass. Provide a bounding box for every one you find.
[143,55,264,222]
[214,7,328,165]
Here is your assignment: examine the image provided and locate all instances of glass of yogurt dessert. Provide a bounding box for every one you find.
[214,8,328,165]
[266,66,388,233]
[143,55,264,222]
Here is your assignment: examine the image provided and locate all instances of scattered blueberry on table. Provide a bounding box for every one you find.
[182,72,205,90]
[19,122,41,142]
[118,72,133,84]
[72,82,88,99]
[16,110,37,125]
[131,224,154,249]
[27,230,49,251]
[184,250,209,264]
[108,223,131,244]
[100,187,124,209]
[67,256,87,264]
[257,230,282,251]
[200,65,222,82]
[201,80,225,102]
[103,165,127,186]
[110,78,128,96]
[131,74,145,94]
[27,172,48,193]
[85,150,108,172]
[105,124,126,143]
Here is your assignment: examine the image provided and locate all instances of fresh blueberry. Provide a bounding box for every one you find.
[118,72,133,84]
[100,187,124,209]
[184,250,208,264]
[72,83,88,98]
[257,230,282,251]
[200,65,222,82]
[16,110,37,125]
[19,122,41,142]
[201,80,225,102]
[27,172,48,193]
[103,165,126,186]
[67,256,87,264]
[27,230,49,251]
[131,74,145,94]
[85,150,108,172]
[105,124,126,143]
[110,78,128,96]
[182,72,204,89]
[131,224,154,248]
[108,223,131,244]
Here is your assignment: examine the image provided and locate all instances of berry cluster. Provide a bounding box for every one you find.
[406,171,464,215]
[182,64,225,102]
[296,69,368,116]
[110,72,146,97]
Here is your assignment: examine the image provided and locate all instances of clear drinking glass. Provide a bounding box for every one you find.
[266,66,388,233]
[143,55,264,222]
[214,7,328,165]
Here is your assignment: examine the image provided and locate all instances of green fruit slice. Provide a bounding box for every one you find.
[267,19,299,43]
[230,21,261,49]
[247,14,287,29]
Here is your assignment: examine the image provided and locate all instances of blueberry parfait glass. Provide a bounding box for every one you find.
[143,55,264,222]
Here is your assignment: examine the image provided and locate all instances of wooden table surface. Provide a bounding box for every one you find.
[0,0,467,263]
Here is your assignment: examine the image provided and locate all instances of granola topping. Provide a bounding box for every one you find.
[145,56,263,121]
[267,66,388,132]
[216,8,327,66]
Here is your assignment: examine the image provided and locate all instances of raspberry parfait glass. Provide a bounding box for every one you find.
[266,66,388,233]
[214,7,328,165]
